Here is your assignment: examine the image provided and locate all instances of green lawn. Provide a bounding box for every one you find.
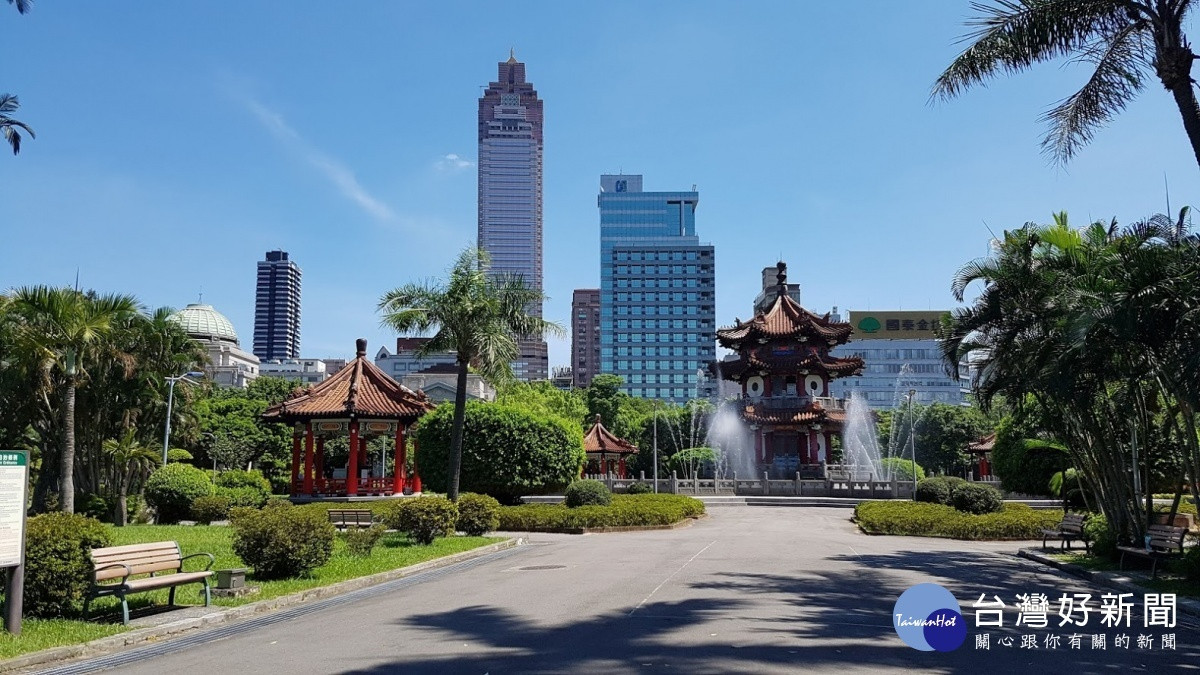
[1050,551,1200,597]
[0,525,501,661]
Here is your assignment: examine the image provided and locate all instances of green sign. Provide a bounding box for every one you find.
[0,452,27,467]
[0,450,28,569]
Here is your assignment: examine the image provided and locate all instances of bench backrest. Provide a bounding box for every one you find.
[1060,514,1087,534]
[328,509,373,524]
[91,541,183,581]
[1146,525,1188,552]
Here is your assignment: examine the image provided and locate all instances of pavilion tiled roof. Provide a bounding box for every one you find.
[720,351,864,380]
[967,433,996,454]
[583,415,638,455]
[741,404,847,427]
[716,263,854,349]
[262,339,435,424]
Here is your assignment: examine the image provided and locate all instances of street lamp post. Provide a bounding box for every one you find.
[162,372,204,466]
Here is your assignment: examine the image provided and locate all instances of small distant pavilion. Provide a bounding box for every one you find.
[967,433,996,481]
[583,415,638,478]
[262,339,435,498]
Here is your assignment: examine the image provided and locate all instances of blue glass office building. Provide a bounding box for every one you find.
[598,175,716,402]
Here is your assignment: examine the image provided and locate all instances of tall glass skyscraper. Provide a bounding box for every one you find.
[478,51,547,381]
[598,175,716,402]
[252,250,302,361]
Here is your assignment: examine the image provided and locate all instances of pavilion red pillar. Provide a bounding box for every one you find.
[411,438,422,494]
[347,420,360,496]
[290,427,301,496]
[394,425,406,494]
[303,423,315,494]
[754,431,763,462]
[618,456,627,479]
[315,437,325,490]
[807,432,819,464]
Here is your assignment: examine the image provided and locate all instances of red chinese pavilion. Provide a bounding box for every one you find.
[583,415,638,478]
[262,339,436,498]
[716,262,864,478]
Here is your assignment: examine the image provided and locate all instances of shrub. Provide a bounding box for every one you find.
[915,476,967,506]
[20,513,111,617]
[215,470,272,497]
[264,497,293,509]
[854,501,1060,540]
[497,494,705,531]
[166,448,194,463]
[879,457,925,482]
[231,505,335,579]
[626,482,653,495]
[564,480,612,508]
[1175,545,1200,581]
[951,482,1004,515]
[78,494,112,523]
[191,495,232,524]
[144,463,213,524]
[991,417,1068,496]
[383,496,458,545]
[414,401,585,503]
[456,493,501,536]
[1083,513,1116,558]
[341,524,387,557]
[216,485,269,509]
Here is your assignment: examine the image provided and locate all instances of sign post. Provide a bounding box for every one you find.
[0,450,29,636]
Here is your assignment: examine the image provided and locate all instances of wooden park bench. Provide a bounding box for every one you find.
[328,509,374,530]
[1041,513,1090,553]
[86,541,214,625]
[1117,525,1189,579]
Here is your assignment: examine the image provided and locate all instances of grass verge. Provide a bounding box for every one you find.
[0,525,499,661]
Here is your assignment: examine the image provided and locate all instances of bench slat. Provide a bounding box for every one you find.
[93,549,181,565]
[91,542,180,557]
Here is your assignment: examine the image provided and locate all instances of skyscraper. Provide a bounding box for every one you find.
[252,250,302,361]
[571,288,601,388]
[598,175,716,402]
[478,51,547,381]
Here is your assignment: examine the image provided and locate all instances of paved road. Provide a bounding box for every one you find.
[57,507,1199,673]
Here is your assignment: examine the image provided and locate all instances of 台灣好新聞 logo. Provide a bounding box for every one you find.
[893,583,966,652]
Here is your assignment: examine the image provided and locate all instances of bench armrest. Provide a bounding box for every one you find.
[94,563,132,584]
[181,552,216,571]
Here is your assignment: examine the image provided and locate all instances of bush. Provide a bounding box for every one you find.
[951,482,1004,515]
[341,524,387,557]
[382,496,458,545]
[414,401,585,503]
[564,480,612,508]
[166,448,194,464]
[626,482,653,495]
[914,476,967,506]
[78,494,112,523]
[144,463,214,524]
[20,513,111,617]
[191,495,232,524]
[456,493,500,536]
[854,501,1061,540]
[215,470,272,498]
[216,485,269,509]
[497,494,705,532]
[1083,513,1116,558]
[879,457,925,482]
[991,417,1068,496]
[231,505,336,579]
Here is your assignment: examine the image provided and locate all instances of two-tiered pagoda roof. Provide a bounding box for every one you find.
[583,415,638,456]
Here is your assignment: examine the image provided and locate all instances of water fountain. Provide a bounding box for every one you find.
[841,390,887,480]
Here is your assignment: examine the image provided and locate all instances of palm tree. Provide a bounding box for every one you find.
[0,93,33,155]
[933,1,1200,167]
[102,428,161,526]
[9,286,140,512]
[378,248,563,500]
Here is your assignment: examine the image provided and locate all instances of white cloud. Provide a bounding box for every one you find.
[437,153,475,171]
[245,99,395,222]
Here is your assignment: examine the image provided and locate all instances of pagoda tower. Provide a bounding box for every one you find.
[716,262,863,478]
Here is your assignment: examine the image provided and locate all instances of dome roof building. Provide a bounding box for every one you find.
[169,303,259,388]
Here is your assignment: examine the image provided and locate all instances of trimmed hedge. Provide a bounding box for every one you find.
[854,501,1061,540]
[456,493,501,536]
[414,401,585,502]
[497,494,705,532]
[341,524,387,557]
[915,476,968,506]
[381,496,458,545]
[191,495,231,525]
[951,482,1004,515]
[231,505,336,579]
[564,480,611,508]
[625,482,653,495]
[214,470,271,507]
[144,463,214,524]
[19,513,111,617]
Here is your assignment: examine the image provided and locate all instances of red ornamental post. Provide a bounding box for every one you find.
[394,425,406,494]
[619,456,627,479]
[303,423,315,494]
[411,438,422,494]
[290,427,301,496]
[347,420,360,496]
[315,437,325,491]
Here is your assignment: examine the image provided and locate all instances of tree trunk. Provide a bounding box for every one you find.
[447,359,470,502]
[114,492,128,527]
[60,379,76,513]
[1158,34,1200,169]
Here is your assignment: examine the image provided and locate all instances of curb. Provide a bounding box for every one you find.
[1016,547,1200,619]
[0,538,521,673]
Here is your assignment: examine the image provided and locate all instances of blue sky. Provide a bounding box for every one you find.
[2,1,1196,367]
